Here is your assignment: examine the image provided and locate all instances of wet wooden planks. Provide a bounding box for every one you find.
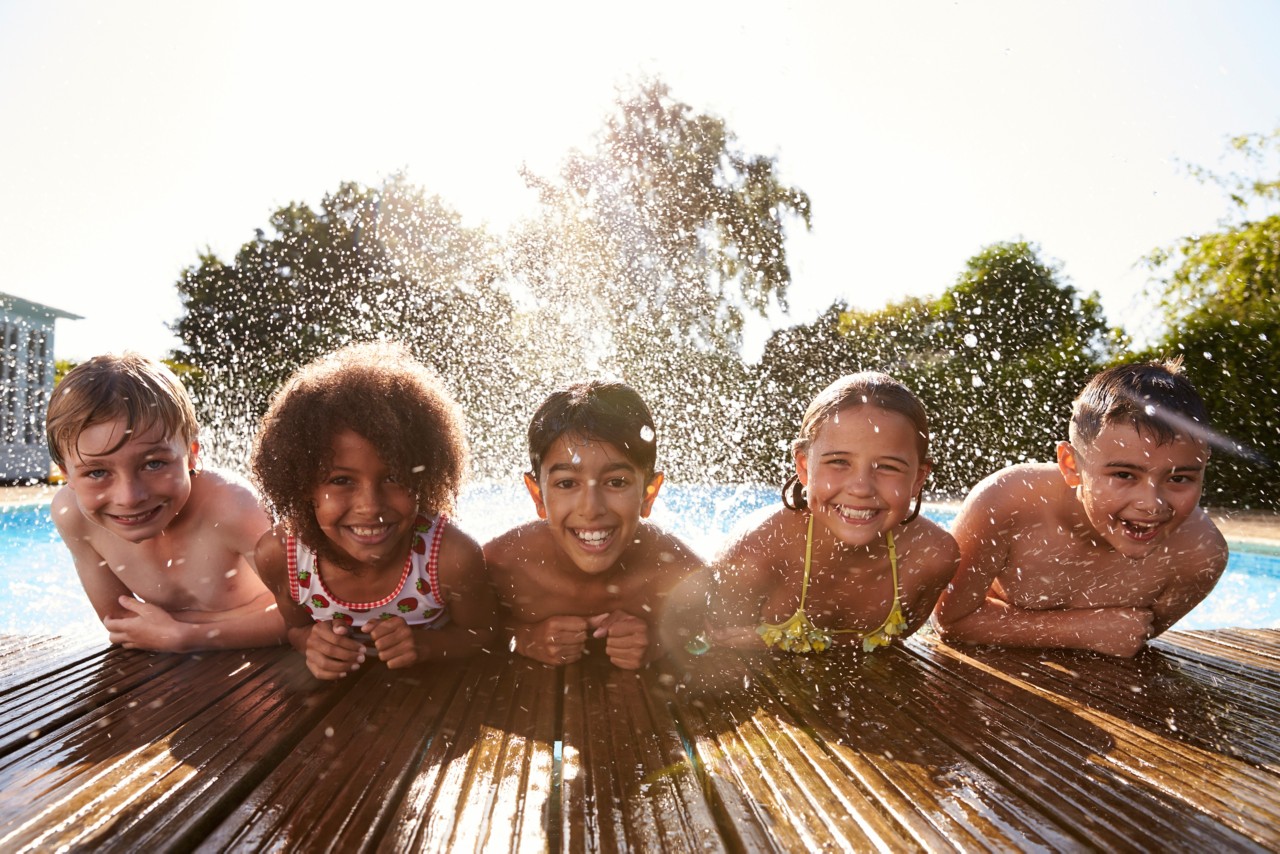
[0,630,1276,852]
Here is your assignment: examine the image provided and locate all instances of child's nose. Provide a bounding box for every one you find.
[353,483,384,512]
[1136,481,1166,513]
[846,467,875,496]
[112,473,148,506]
[577,481,606,517]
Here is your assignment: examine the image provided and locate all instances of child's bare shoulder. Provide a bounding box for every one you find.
[438,518,484,563]
[717,506,794,561]
[634,521,706,573]
[1167,508,1229,567]
[50,485,87,534]
[901,517,959,569]
[483,521,552,573]
[958,463,1064,530]
[184,468,270,539]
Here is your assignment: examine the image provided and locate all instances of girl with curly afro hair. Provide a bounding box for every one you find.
[251,342,496,680]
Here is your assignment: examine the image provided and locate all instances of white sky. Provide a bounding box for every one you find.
[2,0,1278,362]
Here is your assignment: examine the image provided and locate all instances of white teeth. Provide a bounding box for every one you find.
[350,525,389,538]
[115,509,156,522]
[836,505,876,521]
[575,529,612,545]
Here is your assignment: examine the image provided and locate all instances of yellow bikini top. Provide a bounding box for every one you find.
[757,514,907,654]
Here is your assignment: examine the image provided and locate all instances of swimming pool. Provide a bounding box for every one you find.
[3,485,1276,637]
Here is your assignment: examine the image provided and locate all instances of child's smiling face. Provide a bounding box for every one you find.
[61,417,197,543]
[312,429,419,573]
[795,405,929,548]
[525,432,661,576]
[1058,421,1207,559]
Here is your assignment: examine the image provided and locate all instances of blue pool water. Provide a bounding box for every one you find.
[3,485,1276,637]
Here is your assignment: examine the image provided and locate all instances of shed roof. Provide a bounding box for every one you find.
[0,290,82,321]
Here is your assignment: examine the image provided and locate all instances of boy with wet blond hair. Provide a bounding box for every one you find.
[935,359,1228,657]
[48,352,285,651]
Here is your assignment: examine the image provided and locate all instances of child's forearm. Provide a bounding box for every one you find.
[172,602,289,651]
[938,598,1151,656]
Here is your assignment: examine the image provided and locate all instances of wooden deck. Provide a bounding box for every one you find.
[1,629,1278,852]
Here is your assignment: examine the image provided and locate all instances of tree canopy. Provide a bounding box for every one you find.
[166,83,1276,507]
[173,175,516,467]
[1142,129,1280,507]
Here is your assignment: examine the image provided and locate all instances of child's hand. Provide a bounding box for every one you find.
[103,596,188,652]
[304,620,367,680]
[515,616,590,666]
[1088,607,1155,658]
[589,611,650,670]
[365,616,419,669]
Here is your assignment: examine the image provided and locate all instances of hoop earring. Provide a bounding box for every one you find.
[904,491,922,523]
[782,474,808,511]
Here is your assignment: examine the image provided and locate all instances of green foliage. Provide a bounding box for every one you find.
[506,79,812,480]
[53,359,77,386]
[172,175,518,470]
[510,79,812,369]
[168,81,1278,511]
[747,241,1112,493]
[1144,129,1280,508]
[921,241,1113,491]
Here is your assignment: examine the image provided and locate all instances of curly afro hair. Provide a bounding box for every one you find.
[251,342,468,567]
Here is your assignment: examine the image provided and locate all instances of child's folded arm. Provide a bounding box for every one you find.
[510,615,590,665]
[1149,521,1229,636]
[705,523,777,650]
[588,611,649,669]
[53,490,135,623]
[940,596,1154,657]
[935,479,1018,632]
[164,590,287,650]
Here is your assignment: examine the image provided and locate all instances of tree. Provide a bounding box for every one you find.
[512,80,811,363]
[748,241,1112,494]
[506,79,812,480]
[921,241,1112,492]
[172,175,519,471]
[1143,129,1280,508]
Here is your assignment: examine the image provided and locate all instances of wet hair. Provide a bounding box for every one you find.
[46,352,199,469]
[1069,357,1208,448]
[527,381,657,479]
[251,342,468,568]
[782,372,930,519]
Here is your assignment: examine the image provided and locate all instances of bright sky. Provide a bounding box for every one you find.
[2,0,1278,363]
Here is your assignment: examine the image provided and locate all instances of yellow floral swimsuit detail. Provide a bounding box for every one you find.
[757,514,908,653]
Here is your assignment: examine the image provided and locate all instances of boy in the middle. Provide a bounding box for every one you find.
[485,381,705,670]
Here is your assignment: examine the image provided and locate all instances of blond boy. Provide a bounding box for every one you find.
[48,353,285,651]
[935,360,1228,657]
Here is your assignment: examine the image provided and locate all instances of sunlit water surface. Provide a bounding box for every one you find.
[3,484,1276,638]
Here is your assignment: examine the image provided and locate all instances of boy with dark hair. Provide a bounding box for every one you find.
[935,359,1228,657]
[48,353,285,651]
[484,381,704,669]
